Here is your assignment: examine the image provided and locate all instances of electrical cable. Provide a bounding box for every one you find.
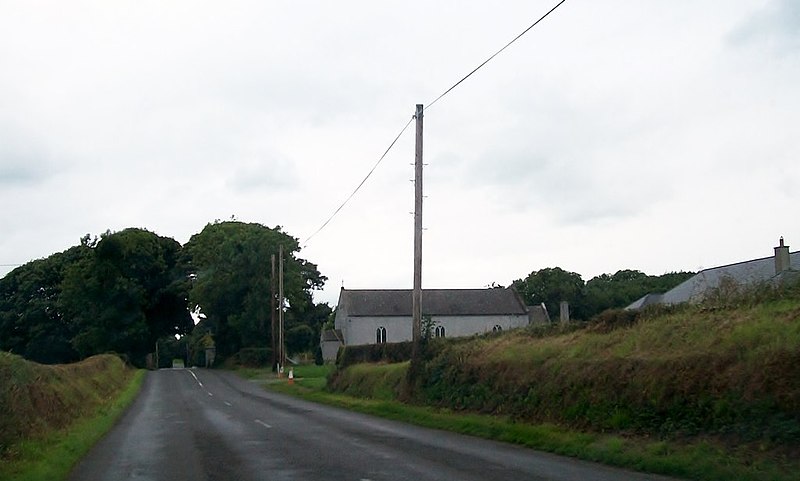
[302,115,416,247]
[302,0,568,246]
[425,0,568,112]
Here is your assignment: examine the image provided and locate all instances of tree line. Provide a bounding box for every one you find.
[1,221,692,367]
[0,221,329,367]
[512,267,694,321]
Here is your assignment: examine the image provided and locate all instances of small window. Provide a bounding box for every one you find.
[434,325,445,338]
[376,326,387,344]
[492,325,502,332]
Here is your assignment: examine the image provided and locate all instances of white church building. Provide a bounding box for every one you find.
[320,287,541,362]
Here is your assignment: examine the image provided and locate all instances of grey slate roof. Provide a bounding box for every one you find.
[660,251,799,305]
[627,249,799,309]
[339,288,528,317]
[320,329,343,343]
[626,293,664,310]
[527,304,551,323]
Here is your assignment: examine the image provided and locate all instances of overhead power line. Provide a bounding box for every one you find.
[302,0,568,246]
[425,0,568,112]
[302,116,415,247]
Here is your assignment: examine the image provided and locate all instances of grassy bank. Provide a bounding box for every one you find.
[260,360,797,481]
[414,298,800,443]
[0,352,143,481]
[252,284,800,481]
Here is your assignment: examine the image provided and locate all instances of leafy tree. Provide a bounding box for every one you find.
[285,325,314,355]
[513,266,694,321]
[513,267,587,320]
[583,269,650,317]
[59,228,192,365]
[287,301,331,354]
[155,335,189,369]
[583,269,694,318]
[1,222,332,367]
[186,320,216,367]
[181,221,327,361]
[0,245,91,363]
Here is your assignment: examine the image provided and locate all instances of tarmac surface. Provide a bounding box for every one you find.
[68,369,681,481]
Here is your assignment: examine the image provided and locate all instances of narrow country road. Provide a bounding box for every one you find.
[68,369,680,481]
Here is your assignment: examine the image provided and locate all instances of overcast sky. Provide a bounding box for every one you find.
[1,0,798,306]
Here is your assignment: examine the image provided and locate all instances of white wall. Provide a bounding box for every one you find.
[320,340,341,362]
[340,314,529,346]
[437,314,528,338]
[341,316,411,346]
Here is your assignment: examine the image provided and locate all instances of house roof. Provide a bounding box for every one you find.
[527,304,550,323]
[627,248,799,309]
[625,293,663,310]
[338,288,528,317]
[659,251,799,305]
[320,329,343,343]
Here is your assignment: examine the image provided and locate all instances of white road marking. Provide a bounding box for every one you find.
[224,401,232,407]
[187,370,203,387]
[254,419,272,429]
[207,392,213,397]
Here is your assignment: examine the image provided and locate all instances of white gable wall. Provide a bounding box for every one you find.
[339,314,529,346]
[320,340,341,362]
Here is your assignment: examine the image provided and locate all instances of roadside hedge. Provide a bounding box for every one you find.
[337,341,413,368]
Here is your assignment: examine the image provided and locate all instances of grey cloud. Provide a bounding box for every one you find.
[0,143,53,187]
[227,156,298,193]
[0,163,41,186]
[728,0,800,53]
[448,151,647,226]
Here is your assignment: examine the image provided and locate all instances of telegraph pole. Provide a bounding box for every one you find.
[278,245,285,373]
[412,104,423,362]
[271,253,276,372]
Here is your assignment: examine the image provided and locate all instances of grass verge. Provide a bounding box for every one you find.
[0,367,144,481]
[247,365,796,481]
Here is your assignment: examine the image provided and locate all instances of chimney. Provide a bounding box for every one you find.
[774,237,790,275]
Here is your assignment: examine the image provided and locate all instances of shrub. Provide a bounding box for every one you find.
[234,347,272,367]
[587,308,639,333]
[337,342,413,368]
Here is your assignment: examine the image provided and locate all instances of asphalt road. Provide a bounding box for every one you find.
[68,369,680,481]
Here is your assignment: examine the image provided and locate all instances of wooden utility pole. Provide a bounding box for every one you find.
[278,245,285,372]
[412,104,423,361]
[271,253,276,371]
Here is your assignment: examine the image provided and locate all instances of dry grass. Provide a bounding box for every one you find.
[0,352,133,459]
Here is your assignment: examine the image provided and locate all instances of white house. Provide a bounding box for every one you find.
[320,287,532,362]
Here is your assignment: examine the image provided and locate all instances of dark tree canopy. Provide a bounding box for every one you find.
[1,229,192,366]
[513,267,587,320]
[59,228,193,365]
[513,267,694,321]
[0,245,91,363]
[182,221,328,360]
[1,222,330,367]
[583,269,694,316]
